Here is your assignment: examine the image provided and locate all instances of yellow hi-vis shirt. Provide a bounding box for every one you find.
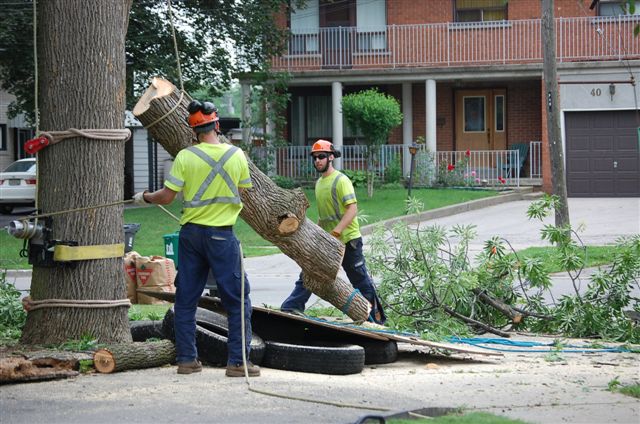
[316,170,360,244]
[164,143,252,226]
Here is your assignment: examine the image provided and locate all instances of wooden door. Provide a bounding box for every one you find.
[455,89,506,152]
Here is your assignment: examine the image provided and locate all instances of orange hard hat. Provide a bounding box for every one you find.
[310,139,341,158]
[187,100,220,134]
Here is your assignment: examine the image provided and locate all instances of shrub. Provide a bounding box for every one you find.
[0,271,27,340]
[271,175,299,189]
[342,170,367,188]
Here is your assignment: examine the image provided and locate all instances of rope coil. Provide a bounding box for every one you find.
[22,296,131,312]
[40,128,131,144]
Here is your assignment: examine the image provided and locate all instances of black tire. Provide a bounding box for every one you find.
[357,340,398,365]
[161,307,265,366]
[262,341,365,375]
[129,320,165,341]
[161,307,229,340]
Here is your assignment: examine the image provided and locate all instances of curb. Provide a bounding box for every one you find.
[360,188,541,236]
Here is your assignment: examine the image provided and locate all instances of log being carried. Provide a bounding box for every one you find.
[132,78,371,322]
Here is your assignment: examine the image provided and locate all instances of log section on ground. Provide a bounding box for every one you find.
[93,340,176,373]
[133,78,370,321]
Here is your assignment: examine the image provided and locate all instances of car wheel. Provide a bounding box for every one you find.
[161,307,265,366]
[262,341,365,375]
[0,205,13,215]
[130,320,165,341]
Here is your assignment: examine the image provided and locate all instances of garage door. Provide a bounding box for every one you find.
[565,110,639,197]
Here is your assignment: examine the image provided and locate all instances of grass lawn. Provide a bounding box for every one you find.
[0,187,496,269]
[512,245,617,273]
[389,412,529,424]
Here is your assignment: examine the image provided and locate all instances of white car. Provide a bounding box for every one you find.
[0,158,37,214]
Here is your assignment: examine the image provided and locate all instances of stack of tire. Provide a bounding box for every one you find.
[130,307,398,375]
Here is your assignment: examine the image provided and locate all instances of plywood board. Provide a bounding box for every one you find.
[137,289,502,357]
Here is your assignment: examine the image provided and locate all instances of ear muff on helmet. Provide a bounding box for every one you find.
[187,100,220,133]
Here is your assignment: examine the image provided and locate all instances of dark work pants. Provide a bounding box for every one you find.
[280,237,386,324]
[174,223,252,365]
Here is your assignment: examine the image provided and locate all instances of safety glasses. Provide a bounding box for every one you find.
[312,154,328,161]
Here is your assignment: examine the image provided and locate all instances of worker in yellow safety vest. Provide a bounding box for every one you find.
[281,139,386,324]
[133,100,259,377]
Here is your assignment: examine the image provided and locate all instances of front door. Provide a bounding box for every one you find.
[320,0,354,69]
[455,89,506,152]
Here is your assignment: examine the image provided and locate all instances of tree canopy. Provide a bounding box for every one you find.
[342,88,402,197]
[0,0,297,120]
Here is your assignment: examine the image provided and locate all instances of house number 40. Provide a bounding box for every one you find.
[590,88,602,96]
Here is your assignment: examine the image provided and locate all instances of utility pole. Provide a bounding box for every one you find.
[541,0,570,227]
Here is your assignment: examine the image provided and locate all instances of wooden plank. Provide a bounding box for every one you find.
[137,289,502,356]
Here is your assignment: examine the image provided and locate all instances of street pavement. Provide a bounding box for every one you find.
[2,196,639,424]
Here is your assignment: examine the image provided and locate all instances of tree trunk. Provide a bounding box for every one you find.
[93,340,176,373]
[541,0,570,227]
[133,78,371,321]
[21,0,134,344]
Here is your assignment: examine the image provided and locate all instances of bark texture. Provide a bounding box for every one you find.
[93,340,176,373]
[133,78,371,321]
[21,0,134,344]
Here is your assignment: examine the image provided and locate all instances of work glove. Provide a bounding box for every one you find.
[133,191,151,207]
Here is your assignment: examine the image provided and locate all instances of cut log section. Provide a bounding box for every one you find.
[133,77,371,321]
[0,356,79,384]
[93,340,176,373]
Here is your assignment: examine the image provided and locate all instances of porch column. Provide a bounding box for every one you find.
[331,81,343,170]
[425,79,437,154]
[402,82,413,177]
[241,83,251,145]
[265,101,276,176]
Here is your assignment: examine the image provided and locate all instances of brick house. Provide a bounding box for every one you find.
[238,0,640,196]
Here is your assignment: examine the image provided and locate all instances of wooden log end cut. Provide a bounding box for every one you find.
[93,349,116,374]
[132,77,177,117]
[278,213,300,235]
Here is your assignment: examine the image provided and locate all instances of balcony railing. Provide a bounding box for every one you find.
[273,16,640,71]
[253,143,542,187]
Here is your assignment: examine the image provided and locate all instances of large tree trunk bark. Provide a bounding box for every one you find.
[133,78,371,321]
[21,0,134,344]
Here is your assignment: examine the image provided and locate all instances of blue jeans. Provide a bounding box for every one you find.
[281,237,386,324]
[174,223,252,365]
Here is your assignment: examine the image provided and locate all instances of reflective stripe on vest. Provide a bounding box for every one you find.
[183,145,241,208]
[319,172,346,225]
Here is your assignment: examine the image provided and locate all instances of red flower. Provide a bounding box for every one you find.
[498,177,506,184]
[465,149,470,157]
[447,164,455,171]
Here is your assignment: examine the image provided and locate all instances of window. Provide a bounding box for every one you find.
[290,0,319,54]
[455,0,507,22]
[599,1,640,16]
[356,0,386,51]
[495,95,504,132]
[0,124,6,151]
[463,96,485,132]
[15,128,35,158]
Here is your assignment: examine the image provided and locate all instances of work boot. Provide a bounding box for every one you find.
[225,362,261,377]
[177,359,202,375]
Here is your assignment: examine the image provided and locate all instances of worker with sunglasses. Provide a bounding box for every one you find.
[133,99,259,377]
[281,139,386,325]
